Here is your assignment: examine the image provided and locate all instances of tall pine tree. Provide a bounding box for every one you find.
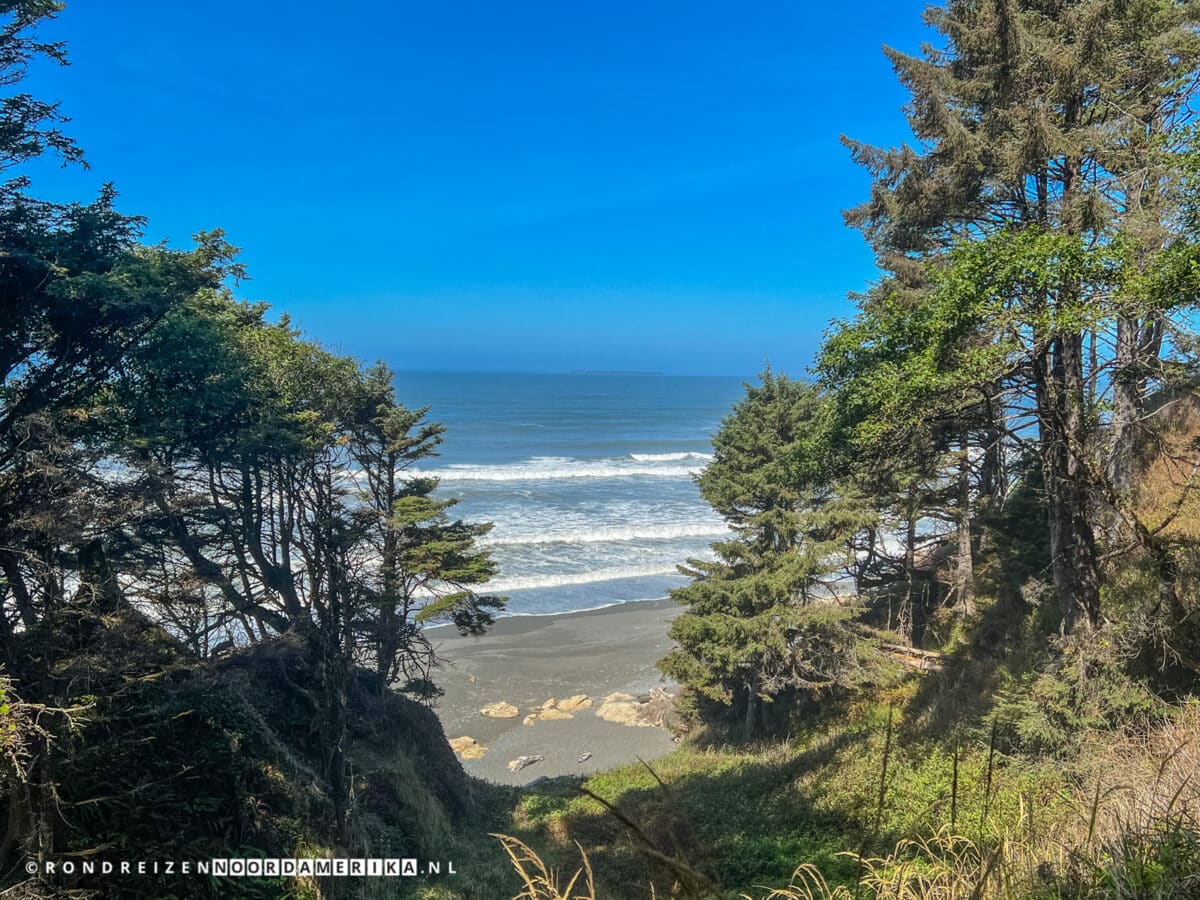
[659,372,873,738]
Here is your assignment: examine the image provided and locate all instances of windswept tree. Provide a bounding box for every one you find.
[0,208,245,639]
[114,294,504,668]
[0,1,504,842]
[109,295,506,829]
[343,361,502,694]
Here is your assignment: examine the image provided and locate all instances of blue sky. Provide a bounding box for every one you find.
[22,1,930,376]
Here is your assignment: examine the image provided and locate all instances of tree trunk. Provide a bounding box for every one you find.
[900,508,916,645]
[0,730,56,876]
[955,431,975,619]
[979,384,1006,505]
[153,490,291,634]
[1038,334,1102,631]
[1111,101,1167,498]
[742,687,758,741]
[1035,98,1101,633]
[0,553,37,630]
[376,516,400,687]
[1109,317,1141,495]
[1059,332,1102,629]
[309,594,351,841]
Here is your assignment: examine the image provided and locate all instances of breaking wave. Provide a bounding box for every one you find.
[628,452,713,462]
[412,454,708,483]
[481,522,729,547]
[486,564,683,592]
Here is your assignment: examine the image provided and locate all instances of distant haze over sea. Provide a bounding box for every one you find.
[392,371,747,616]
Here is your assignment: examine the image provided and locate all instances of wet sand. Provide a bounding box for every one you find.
[428,599,680,785]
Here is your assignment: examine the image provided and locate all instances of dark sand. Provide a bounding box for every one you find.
[427,599,680,785]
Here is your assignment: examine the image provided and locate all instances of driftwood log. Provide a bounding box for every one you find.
[880,643,946,673]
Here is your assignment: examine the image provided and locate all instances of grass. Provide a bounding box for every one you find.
[432,683,1200,899]
[507,742,860,895]
[493,759,1200,898]
[422,683,1054,898]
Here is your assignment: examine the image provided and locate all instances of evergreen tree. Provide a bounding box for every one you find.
[840,0,1200,630]
[659,372,873,739]
[0,1,83,193]
[344,362,503,694]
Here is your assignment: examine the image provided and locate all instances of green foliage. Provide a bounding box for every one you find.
[496,681,1082,899]
[8,1,1200,897]
[509,745,860,896]
[834,0,1200,633]
[0,11,503,888]
[0,1,84,188]
[820,228,1116,451]
[990,631,1168,759]
[4,604,478,898]
[659,371,876,738]
[1060,816,1200,899]
[94,270,505,691]
[664,604,866,702]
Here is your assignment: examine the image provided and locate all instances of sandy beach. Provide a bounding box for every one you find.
[428,599,681,785]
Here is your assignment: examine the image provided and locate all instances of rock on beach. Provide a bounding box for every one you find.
[480,701,520,719]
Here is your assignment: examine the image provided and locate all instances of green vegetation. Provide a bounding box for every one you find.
[659,0,1200,744]
[0,3,505,896]
[493,0,1200,897]
[490,690,1200,898]
[658,372,880,739]
[6,1,1200,898]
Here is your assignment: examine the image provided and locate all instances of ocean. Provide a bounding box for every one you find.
[392,371,748,616]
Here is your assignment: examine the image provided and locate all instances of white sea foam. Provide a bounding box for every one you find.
[486,564,683,592]
[628,452,713,462]
[494,596,669,619]
[411,455,707,482]
[423,596,671,626]
[481,522,729,547]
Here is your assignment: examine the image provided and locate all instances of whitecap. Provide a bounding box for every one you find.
[486,564,684,592]
[481,522,729,547]
[628,451,714,462]
[409,455,707,482]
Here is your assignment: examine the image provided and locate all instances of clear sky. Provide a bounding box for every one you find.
[22,1,930,376]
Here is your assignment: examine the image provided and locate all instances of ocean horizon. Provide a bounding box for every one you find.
[392,371,748,617]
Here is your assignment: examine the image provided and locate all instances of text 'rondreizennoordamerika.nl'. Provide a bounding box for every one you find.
[24,857,456,877]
